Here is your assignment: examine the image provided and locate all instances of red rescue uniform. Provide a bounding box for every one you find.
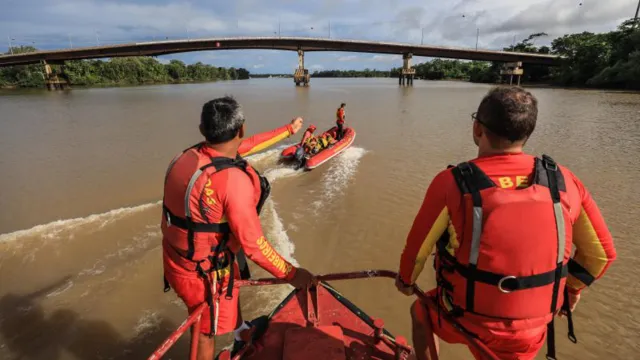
[162,124,297,336]
[399,153,616,360]
[336,108,345,125]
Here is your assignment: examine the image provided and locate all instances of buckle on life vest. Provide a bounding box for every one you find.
[543,155,558,171]
[498,275,517,293]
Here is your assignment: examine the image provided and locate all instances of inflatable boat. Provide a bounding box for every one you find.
[149,270,501,360]
[281,126,356,170]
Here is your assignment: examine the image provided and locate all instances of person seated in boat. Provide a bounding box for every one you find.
[161,96,316,360]
[395,86,616,360]
[304,137,320,154]
[321,133,337,147]
[299,124,317,145]
[294,125,317,162]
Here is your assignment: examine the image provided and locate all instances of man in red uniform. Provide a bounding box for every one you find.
[294,125,316,167]
[336,103,346,140]
[396,87,616,360]
[162,96,315,360]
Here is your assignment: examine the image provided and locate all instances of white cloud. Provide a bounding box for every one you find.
[253,64,265,69]
[370,54,401,62]
[337,55,358,61]
[310,64,324,70]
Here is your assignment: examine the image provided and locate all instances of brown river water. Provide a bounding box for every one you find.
[0,78,638,359]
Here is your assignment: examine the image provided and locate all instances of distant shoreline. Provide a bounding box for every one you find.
[0,78,247,91]
[3,77,638,94]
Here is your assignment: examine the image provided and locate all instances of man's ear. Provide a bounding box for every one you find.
[238,124,245,139]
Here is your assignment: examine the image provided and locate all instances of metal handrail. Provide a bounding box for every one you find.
[147,270,500,360]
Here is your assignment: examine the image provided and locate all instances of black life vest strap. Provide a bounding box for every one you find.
[436,238,569,292]
[533,155,567,192]
[542,155,565,312]
[450,161,496,195]
[163,205,231,233]
[194,261,217,336]
[210,232,237,300]
[450,162,494,312]
[541,154,577,360]
[546,287,577,360]
[567,258,595,286]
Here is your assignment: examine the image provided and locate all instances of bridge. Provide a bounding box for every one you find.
[0,37,561,89]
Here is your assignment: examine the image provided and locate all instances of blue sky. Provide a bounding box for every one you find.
[1,0,637,73]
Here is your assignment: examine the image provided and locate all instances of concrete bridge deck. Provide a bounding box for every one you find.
[0,37,560,67]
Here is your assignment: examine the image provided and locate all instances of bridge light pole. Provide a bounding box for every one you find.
[328,20,331,39]
[7,36,13,54]
[68,34,73,48]
[95,31,100,46]
[461,14,480,50]
[421,27,424,45]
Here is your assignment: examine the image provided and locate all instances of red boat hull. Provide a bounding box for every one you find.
[226,281,408,360]
[149,271,501,360]
[281,126,356,170]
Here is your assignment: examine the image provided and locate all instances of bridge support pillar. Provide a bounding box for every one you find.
[293,49,310,86]
[500,62,523,86]
[399,53,415,86]
[42,61,69,91]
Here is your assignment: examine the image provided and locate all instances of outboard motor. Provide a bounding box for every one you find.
[294,146,306,169]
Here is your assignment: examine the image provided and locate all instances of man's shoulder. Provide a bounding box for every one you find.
[207,166,253,194]
[429,166,457,188]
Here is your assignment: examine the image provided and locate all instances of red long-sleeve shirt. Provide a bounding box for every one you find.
[164,124,297,280]
[336,108,345,125]
[239,124,295,157]
[399,153,616,295]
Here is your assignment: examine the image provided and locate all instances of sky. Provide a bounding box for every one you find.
[1,0,638,73]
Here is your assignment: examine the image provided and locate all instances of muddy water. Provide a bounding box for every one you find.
[0,79,638,359]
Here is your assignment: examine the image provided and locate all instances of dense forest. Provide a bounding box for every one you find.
[467,18,640,89]
[322,18,640,90]
[0,46,250,88]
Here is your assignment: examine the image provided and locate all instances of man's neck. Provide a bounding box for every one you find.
[477,146,523,158]
[205,142,238,158]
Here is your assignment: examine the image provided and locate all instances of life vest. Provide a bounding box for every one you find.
[320,136,329,148]
[336,108,345,124]
[162,143,270,334]
[434,155,576,359]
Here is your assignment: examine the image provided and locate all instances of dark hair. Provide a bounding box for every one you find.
[200,96,245,144]
[340,103,346,107]
[477,86,538,142]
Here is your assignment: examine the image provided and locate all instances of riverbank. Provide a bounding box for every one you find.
[0,49,250,90]
[0,78,248,91]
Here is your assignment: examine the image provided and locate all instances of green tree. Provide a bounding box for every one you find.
[228,67,238,80]
[0,46,45,88]
[237,68,250,79]
[551,32,612,85]
[166,60,187,81]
